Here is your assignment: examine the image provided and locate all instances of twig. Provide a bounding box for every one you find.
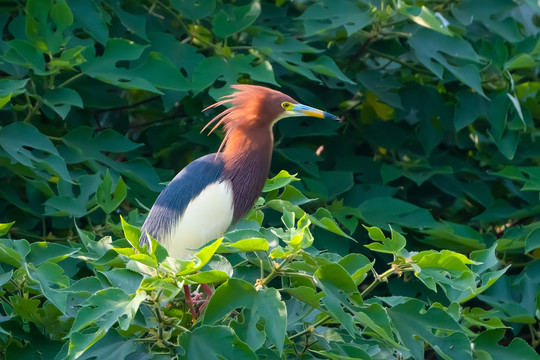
[281,272,314,280]
[289,314,332,341]
[259,254,295,287]
[360,267,395,297]
[367,48,432,75]
[288,266,402,342]
[344,35,377,71]
[94,96,161,114]
[57,72,85,89]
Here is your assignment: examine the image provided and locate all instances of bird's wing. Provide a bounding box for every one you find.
[139,153,226,249]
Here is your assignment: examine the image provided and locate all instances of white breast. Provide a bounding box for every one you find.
[163,180,234,259]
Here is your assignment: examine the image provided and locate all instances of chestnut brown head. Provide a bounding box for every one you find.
[202,84,339,152]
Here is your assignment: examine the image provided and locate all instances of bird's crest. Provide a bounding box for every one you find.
[201,85,285,154]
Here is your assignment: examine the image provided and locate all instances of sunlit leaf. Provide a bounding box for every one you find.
[178,325,257,360]
[204,279,287,354]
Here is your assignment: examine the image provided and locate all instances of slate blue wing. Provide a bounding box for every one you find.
[139,153,225,248]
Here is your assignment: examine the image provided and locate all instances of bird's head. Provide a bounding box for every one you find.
[202,85,339,143]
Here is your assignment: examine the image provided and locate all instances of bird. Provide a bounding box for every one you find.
[139,84,339,260]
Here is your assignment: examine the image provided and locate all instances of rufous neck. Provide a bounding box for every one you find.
[221,126,274,223]
[223,126,273,162]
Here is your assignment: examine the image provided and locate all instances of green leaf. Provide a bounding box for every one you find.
[399,5,453,36]
[63,127,142,155]
[64,330,137,360]
[409,28,485,96]
[170,0,216,20]
[230,309,266,352]
[358,197,438,229]
[469,244,499,274]
[80,39,160,93]
[100,268,143,295]
[338,253,374,285]
[69,0,108,43]
[27,262,69,313]
[388,298,473,360]
[357,70,403,110]
[96,170,127,214]
[0,238,30,267]
[148,32,204,76]
[525,228,540,253]
[285,286,324,310]
[62,130,161,190]
[178,325,257,360]
[454,89,489,131]
[68,289,145,359]
[76,225,110,257]
[275,213,314,250]
[263,170,299,192]
[412,249,478,301]
[474,329,539,359]
[27,242,78,265]
[185,270,229,284]
[176,238,223,276]
[192,54,277,96]
[299,0,372,36]
[311,346,371,360]
[10,295,40,323]
[211,1,261,38]
[3,39,48,75]
[0,94,11,109]
[364,225,406,254]
[0,122,72,182]
[0,270,13,287]
[120,217,142,251]
[25,0,71,53]
[423,221,487,251]
[282,209,295,229]
[462,307,507,331]
[0,222,15,237]
[252,33,354,84]
[364,225,385,242]
[107,1,148,41]
[308,208,353,239]
[314,263,361,336]
[0,78,28,109]
[131,51,191,91]
[309,56,356,84]
[44,195,89,217]
[507,93,525,127]
[50,0,73,31]
[354,304,405,351]
[505,53,538,70]
[219,230,270,253]
[43,88,83,119]
[489,129,520,160]
[204,279,287,354]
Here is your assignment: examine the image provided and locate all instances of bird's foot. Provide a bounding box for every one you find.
[184,283,213,320]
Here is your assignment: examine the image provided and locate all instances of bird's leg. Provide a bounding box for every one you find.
[183,283,214,319]
[201,283,213,297]
[183,284,198,319]
[195,283,214,312]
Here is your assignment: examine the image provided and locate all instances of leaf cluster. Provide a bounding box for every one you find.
[0,173,534,359]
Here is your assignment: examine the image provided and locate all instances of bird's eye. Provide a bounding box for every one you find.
[281,102,292,110]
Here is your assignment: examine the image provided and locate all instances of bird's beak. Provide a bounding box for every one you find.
[290,104,340,120]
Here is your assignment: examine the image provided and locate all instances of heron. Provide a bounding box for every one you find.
[139,84,339,317]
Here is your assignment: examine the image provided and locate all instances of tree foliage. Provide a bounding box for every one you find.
[0,0,539,359]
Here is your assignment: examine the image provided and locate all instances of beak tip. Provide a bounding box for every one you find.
[323,111,340,121]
